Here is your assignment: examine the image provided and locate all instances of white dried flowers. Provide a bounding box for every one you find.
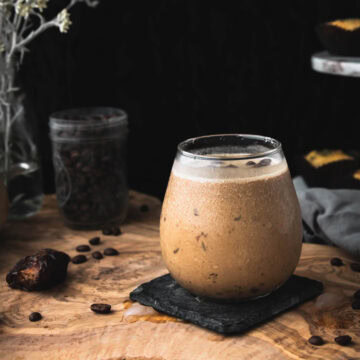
[0,0,99,177]
[57,9,72,33]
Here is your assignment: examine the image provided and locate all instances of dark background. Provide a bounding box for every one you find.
[19,0,360,199]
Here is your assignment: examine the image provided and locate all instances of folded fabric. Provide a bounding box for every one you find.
[294,176,360,257]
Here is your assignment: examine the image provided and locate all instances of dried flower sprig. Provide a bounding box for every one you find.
[0,0,99,180]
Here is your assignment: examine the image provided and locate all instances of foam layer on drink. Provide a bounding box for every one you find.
[172,153,288,182]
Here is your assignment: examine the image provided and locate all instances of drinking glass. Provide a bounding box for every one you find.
[160,134,302,300]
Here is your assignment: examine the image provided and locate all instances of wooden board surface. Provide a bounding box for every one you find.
[0,192,360,360]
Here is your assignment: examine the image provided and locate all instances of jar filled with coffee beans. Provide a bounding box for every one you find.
[49,108,128,229]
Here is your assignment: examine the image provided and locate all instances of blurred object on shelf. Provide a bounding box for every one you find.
[298,149,360,189]
[316,18,360,56]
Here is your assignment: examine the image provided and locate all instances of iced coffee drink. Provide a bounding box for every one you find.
[160,134,302,300]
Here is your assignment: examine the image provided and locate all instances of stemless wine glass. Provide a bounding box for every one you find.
[160,134,303,300]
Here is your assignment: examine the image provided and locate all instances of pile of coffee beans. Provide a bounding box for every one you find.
[50,108,128,229]
[53,141,128,228]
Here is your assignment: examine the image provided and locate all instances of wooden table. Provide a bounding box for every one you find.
[0,193,360,360]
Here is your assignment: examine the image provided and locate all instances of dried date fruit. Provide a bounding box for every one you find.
[72,255,87,264]
[350,263,360,272]
[330,257,344,266]
[308,336,324,346]
[103,248,119,256]
[6,249,70,291]
[89,237,100,245]
[90,303,111,314]
[29,312,42,322]
[92,251,103,260]
[334,335,352,346]
[76,245,91,252]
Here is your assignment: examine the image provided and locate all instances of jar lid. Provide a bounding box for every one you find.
[49,107,128,141]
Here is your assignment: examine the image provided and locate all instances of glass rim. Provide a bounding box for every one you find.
[49,107,128,129]
[177,134,283,160]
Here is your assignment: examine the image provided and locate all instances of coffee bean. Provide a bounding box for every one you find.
[330,257,344,266]
[89,237,101,245]
[92,251,103,260]
[354,289,360,300]
[308,336,324,346]
[111,226,121,236]
[29,312,42,322]
[351,299,360,310]
[90,303,111,314]
[72,255,87,264]
[140,204,149,212]
[76,245,91,252]
[102,228,113,235]
[350,263,360,272]
[246,161,256,166]
[255,158,272,167]
[103,248,119,256]
[334,335,352,346]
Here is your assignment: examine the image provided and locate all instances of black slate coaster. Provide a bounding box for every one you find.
[130,274,323,334]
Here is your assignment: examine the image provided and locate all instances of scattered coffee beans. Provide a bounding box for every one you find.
[102,226,121,236]
[92,251,103,260]
[90,303,111,314]
[72,255,87,264]
[334,335,352,346]
[140,204,149,212]
[354,289,360,300]
[350,263,360,272]
[308,336,324,346]
[330,257,344,266]
[29,312,42,322]
[103,248,119,256]
[351,299,360,310]
[89,237,101,245]
[76,245,91,252]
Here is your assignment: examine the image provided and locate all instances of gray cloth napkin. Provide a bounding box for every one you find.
[294,176,360,257]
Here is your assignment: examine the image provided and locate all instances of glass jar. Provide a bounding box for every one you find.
[49,107,129,229]
[160,134,303,300]
[0,174,8,228]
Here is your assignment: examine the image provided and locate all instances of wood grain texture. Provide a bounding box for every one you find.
[0,192,360,360]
